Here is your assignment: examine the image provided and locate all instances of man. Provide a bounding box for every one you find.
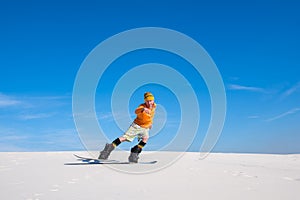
[98,92,156,163]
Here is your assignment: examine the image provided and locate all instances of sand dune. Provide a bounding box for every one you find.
[1,151,299,200]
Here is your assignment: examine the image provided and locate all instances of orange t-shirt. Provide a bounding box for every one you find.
[133,103,156,128]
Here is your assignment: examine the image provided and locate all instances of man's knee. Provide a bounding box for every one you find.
[142,137,148,143]
[119,136,127,142]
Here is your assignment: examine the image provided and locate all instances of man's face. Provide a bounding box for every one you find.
[145,100,154,108]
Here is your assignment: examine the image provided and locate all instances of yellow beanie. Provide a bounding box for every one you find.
[144,92,154,101]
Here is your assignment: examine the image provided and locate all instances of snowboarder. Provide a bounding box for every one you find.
[98,92,156,163]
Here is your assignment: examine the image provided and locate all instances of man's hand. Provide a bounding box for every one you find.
[144,107,151,114]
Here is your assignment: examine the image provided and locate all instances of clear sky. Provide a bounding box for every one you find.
[0,0,299,153]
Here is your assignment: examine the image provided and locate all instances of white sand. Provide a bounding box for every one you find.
[0,151,299,200]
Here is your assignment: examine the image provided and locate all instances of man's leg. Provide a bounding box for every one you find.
[128,136,148,163]
[98,137,125,159]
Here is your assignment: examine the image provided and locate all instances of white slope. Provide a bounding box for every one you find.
[0,151,299,200]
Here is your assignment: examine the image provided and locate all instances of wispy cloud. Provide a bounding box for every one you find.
[18,112,57,120]
[228,77,240,81]
[266,107,300,122]
[97,112,115,121]
[97,111,136,122]
[0,133,28,141]
[0,126,82,151]
[227,84,266,93]
[0,92,72,124]
[248,115,260,119]
[0,93,22,107]
[281,82,300,99]
[0,93,71,109]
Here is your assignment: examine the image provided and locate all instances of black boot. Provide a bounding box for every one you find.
[98,143,115,159]
[128,145,142,163]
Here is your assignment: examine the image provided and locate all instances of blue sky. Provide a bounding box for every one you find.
[0,0,300,153]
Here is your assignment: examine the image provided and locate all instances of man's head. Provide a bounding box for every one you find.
[144,92,155,108]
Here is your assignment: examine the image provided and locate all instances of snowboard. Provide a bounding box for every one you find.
[68,154,157,165]
[73,154,119,163]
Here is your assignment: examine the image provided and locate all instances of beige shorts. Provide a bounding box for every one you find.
[122,123,149,142]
